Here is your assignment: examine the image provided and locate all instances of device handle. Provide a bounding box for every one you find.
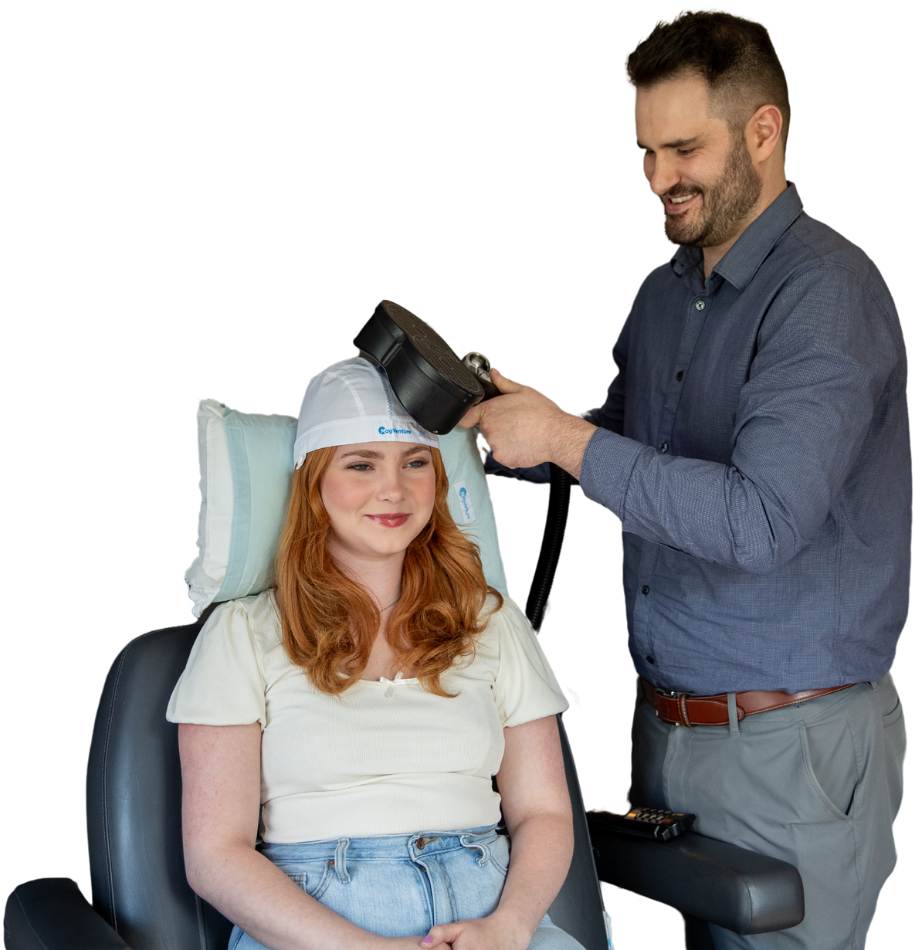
[461,352,501,401]
[461,350,499,455]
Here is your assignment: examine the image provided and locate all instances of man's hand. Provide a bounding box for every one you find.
[459,369,596,480]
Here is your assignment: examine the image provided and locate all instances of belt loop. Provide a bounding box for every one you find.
[334,838,351,883]
[460,832,491,866]
[677,694,692,727]
[727,692,740,736]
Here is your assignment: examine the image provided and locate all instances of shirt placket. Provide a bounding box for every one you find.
[633,285,714,676]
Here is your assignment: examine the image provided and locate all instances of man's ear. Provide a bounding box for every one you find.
[746,104,784,163]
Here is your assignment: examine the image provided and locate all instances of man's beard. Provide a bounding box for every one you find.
[664,136,762,248]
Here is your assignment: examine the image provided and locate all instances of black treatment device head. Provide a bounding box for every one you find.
[354,300,495,434]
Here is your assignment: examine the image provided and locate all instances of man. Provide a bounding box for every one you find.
[461,12,907,949]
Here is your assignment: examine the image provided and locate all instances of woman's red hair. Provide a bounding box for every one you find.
[275,446,502,696]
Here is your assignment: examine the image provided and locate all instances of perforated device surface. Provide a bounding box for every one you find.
[377,301,483,395]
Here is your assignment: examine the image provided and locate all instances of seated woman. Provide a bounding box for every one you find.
[167,357,584,950]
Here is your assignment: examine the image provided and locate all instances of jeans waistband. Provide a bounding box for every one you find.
[259,824,500,863]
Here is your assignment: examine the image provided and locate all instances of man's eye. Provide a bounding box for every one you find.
[677,148,696,156]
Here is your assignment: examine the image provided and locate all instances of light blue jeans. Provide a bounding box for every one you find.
[228,825,584,949]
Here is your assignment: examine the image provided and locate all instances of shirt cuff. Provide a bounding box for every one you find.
[579,427,647,517]
[483,452,552,483]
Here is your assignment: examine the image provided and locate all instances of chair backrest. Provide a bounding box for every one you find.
[86,615,607,950]
[87,613,231,950]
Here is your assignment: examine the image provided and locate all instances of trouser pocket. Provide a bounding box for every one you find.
[799,710,860,820]
[882,694,905,819]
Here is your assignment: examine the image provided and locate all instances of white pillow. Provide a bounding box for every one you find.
[185,399,508,617]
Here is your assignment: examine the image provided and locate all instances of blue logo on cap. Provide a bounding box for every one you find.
[378,426,412,435]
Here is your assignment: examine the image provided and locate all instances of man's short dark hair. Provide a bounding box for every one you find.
[627,11,790,149]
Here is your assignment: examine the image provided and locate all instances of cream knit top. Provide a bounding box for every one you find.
[166,590,567,843]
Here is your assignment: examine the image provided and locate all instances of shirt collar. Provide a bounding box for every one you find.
[669,183,804,289]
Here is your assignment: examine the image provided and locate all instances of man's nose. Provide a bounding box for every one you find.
[647,153,680,197]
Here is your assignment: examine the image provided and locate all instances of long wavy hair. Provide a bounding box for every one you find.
[275,445,502,696]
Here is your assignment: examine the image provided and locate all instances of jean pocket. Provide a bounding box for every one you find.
[488,834,510,875]
[277,859,334,901]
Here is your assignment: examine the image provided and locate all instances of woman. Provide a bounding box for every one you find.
[167,357,584,950]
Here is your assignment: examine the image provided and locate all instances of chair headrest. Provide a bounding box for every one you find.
[185,399,508,617]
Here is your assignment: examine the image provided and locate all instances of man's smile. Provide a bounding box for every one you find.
[663,192,701,214]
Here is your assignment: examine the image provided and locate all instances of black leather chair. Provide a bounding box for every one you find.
[5,609,804,950]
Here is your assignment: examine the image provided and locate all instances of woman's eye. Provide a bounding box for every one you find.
[347,459,429,472]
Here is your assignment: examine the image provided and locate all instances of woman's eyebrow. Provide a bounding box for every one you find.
[338,446,431,460]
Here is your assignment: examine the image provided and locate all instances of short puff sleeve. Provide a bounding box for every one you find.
[166,595,268,729]
[490,597,568,727]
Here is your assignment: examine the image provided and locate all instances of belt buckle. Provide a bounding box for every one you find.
[653,686,686,727]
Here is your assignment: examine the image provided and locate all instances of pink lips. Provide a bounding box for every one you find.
[367,513,410,528]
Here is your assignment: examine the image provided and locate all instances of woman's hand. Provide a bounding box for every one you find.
[419,912,528,950]
[380,939,439,949]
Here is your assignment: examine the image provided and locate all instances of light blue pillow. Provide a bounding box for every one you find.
[185,400,508,616]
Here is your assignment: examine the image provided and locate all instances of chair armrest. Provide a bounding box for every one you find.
[4,878,129,950]
[587,813,804,935]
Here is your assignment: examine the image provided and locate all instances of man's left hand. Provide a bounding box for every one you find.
[459,369,596,479]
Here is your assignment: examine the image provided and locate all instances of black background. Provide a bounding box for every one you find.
[4,9,911,950]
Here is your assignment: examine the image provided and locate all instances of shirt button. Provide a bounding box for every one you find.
[659,442,669,453]
[641,585,650,596]
[646,655,656,665]
[695,300,706,310]
[676,371,683,381]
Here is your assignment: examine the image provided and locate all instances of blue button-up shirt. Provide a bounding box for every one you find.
[580,184,910,694]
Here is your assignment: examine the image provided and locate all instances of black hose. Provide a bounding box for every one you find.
[525,463,572,632]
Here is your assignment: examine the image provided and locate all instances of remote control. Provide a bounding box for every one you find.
[589,807,696,841]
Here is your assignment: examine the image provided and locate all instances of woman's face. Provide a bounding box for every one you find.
[320,441,436,565]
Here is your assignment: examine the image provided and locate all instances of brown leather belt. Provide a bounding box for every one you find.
[640,677,856,727]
